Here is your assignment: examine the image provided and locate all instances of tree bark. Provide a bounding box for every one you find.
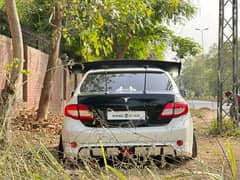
[37,2,63,121]
[117,38,131,59]
[0,0,24,144]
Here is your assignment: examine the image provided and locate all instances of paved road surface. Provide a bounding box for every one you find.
[187,100,230,111]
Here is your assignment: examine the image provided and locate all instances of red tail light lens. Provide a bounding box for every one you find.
[160,102,188,118]
[177,140,183,146]
[70,141,77,148]
[64,104,93,121]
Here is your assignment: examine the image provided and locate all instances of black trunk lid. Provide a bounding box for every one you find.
[77,93,175,128]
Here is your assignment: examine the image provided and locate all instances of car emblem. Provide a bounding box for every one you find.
[122,97,130,103]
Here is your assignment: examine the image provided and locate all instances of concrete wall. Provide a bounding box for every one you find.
[0,35,12,90]
[0,34,76,113]
[23,46,48,110]
[49,60,64,113]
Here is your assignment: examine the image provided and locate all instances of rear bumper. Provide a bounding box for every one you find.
[62,115,193,159]
[64,143,191,160]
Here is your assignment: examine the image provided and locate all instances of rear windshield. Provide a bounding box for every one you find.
[80,72,173,94]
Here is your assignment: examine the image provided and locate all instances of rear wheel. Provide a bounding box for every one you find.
[58,134,64,160]
[192,133,197,158]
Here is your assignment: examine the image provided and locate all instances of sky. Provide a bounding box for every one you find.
[173,0,219,53]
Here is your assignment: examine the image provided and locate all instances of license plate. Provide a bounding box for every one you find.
[107,111,145,120]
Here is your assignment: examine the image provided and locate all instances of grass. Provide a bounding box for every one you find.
[0,141,70,179]
[206,119,239,180]
[0,132,226,180]
[227,139,237,180]
[187,96,217,101]
[208,119,240,137]
[189,108,203,118]
[1,109,239,179]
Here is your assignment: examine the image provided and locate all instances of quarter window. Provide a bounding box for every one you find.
[146,73,173,92]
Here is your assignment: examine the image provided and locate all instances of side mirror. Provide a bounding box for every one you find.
[179,89,186,97]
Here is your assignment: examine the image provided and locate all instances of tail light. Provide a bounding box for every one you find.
[70,141,77,148]
[176,140,183,146]
[160,102,188,119]
[64,104,93,121]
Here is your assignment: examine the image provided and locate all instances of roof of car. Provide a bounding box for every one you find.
[68,60,181,74]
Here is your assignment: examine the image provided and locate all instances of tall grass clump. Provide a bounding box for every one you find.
[0,141,71,179]
[0,132,226,179]
[208,119,240,137]
[227,140,236,180]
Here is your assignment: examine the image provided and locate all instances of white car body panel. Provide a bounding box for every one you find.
[62,68,194,159]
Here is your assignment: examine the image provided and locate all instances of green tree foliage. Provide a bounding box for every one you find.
[181,41,239,97]
[0,0,52,35]
[17,0,52,34]
[1,0,200,61]
[181,56,215,97]
[172,36,201,59]
[63,0,200,60]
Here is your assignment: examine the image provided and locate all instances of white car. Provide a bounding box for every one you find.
[58,60,197,161]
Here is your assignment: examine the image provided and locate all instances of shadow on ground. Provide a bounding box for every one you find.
[48,146,192,171]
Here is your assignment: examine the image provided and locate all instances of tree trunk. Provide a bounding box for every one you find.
[37,2,63,121]
[117,37,131,59]
[0,0,24,144]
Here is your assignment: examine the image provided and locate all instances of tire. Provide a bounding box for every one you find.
[192,133,197,158]
[58,134,64,160]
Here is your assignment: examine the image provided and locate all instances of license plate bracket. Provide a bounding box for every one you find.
[107,111,145,120]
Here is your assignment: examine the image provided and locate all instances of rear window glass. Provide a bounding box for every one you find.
[106,73,144,93]
[80,73,105,93]
[146,73,173,92]
[80,71,172,94]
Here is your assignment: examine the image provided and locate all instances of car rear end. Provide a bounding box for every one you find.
[61,66,193,160]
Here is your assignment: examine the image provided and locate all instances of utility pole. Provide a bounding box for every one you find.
[217,0,239,129]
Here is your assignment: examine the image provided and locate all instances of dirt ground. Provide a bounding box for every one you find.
[12,108,240,179]
[172,108,240,179]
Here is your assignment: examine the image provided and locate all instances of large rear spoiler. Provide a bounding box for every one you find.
[68,60,181,74]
